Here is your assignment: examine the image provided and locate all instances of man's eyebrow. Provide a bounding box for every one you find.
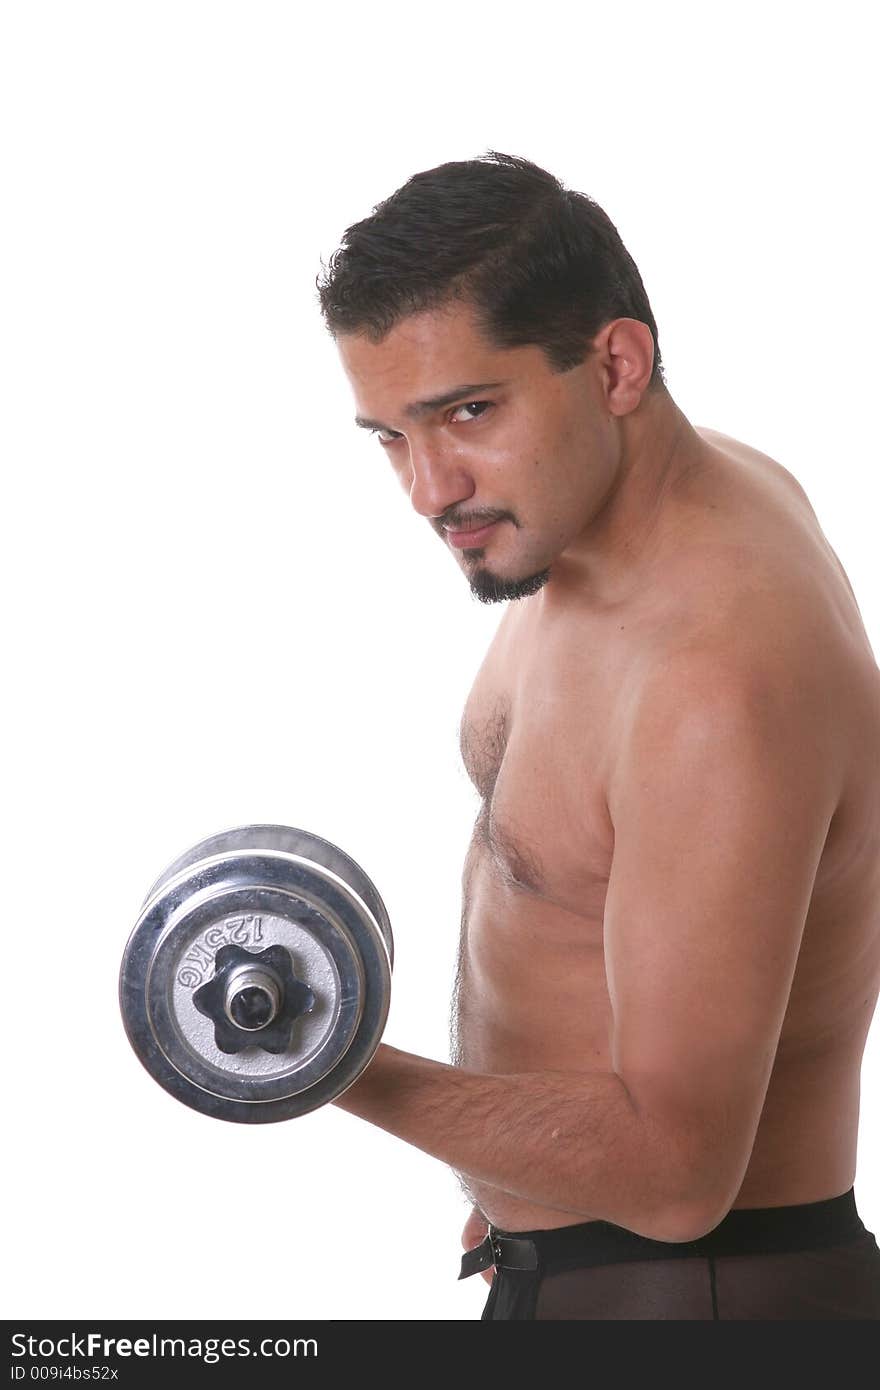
[354,381,510,431]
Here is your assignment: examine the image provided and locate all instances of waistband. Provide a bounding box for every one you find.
[459,1187,868,1280]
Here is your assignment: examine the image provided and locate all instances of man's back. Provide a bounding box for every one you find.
[454,425,880,1233]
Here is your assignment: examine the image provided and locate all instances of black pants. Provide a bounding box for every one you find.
[460,1188,880,1319]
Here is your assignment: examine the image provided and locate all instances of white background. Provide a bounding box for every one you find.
[2,0,878,1322]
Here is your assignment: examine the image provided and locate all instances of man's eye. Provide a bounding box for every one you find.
[450,401,491,424]
[370,401,491,446]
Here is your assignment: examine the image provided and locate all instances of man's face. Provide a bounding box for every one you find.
[337,300,615,604]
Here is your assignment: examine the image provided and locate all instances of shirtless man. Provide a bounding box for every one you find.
[316,151,880,1318]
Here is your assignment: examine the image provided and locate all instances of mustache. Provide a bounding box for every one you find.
[436,509,517,532]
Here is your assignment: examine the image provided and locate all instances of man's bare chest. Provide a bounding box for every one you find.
[459,627,627,922]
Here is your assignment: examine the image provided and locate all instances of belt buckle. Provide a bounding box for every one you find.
[488,1227,503,1268]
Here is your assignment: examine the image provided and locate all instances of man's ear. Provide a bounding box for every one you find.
[593,317,656,415]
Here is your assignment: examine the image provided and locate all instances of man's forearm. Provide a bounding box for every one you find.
[333,1043,701,1241]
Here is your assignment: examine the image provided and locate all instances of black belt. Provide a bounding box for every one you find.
[459,1229,538,1280]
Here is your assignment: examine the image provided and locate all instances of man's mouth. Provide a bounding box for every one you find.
[444,519,501,549]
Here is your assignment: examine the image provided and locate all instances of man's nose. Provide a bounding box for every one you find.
[406,442,475,519]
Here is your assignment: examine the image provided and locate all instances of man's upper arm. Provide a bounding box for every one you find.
[603,648,840,1233]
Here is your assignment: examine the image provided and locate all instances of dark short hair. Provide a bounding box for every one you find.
[315,150,666,392]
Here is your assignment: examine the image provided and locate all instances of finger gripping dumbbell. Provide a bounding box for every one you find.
[119,825,393,1123]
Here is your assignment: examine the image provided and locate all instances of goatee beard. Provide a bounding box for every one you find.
[467,566,551,604]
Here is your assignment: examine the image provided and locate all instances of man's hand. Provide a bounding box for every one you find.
[462,1206,493,1285]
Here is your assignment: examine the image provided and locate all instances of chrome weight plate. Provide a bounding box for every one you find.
[119,825,393,1123]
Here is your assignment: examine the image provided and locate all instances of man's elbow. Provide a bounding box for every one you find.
[610,1175,727,1245]
[647,1195,732,1244]
[635,1107,743,1243]
[643,1154,736,1242]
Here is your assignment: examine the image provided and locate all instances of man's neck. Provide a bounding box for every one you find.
[540,395,709,612]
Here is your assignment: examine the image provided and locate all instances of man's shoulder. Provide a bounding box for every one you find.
[617,511,836,717]
[628,588,829,727]
[646,461,845,686]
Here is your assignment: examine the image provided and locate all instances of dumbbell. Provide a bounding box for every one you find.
[119,824,393,1123]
